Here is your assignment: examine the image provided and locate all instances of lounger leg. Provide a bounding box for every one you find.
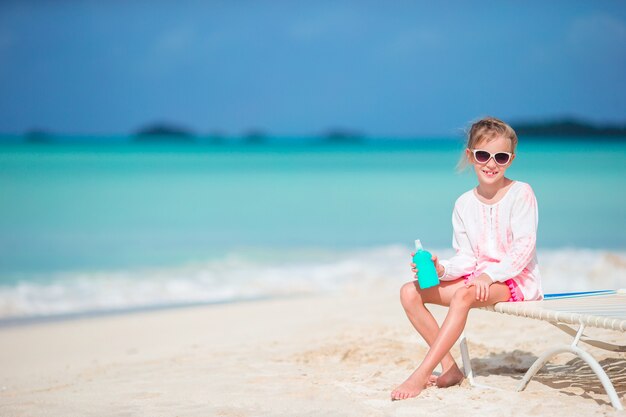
[459,332,503,391]
[459,332,475,385]
[516,343,623,410]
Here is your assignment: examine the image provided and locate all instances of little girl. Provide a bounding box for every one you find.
[391,116,542,401]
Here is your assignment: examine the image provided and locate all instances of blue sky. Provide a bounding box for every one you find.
[0,1,625,136]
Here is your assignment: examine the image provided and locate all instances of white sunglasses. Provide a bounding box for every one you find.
[469,149,513,166]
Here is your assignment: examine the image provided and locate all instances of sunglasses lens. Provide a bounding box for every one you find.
[474,151,490,163]
[494,153,510,165]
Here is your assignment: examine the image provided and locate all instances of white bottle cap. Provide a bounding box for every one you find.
[414,239,423,251]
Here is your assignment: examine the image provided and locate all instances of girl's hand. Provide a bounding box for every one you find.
[410,253,418,280]
[465,273,493,302]
[432,255,445,278]
[410,253,445,280]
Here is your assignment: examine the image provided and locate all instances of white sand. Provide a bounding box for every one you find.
[0,285,624,416]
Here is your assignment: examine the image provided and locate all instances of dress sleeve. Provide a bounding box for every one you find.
[439,201,477,281]
[482,184,538,283]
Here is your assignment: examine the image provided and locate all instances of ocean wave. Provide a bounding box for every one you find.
[0,246,624,321]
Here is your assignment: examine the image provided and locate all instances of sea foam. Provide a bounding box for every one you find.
[0,246,624,322]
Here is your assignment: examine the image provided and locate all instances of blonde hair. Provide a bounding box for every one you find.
[457,116,518,171]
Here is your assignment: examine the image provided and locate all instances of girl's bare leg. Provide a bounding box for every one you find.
[398,279,467,387]
[391,282,511,401]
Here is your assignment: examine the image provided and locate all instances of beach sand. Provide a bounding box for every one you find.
[1,284,624,417]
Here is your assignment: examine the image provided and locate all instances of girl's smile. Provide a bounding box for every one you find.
[481,168,499,178]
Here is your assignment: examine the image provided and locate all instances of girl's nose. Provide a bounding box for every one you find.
[485,158,498,168]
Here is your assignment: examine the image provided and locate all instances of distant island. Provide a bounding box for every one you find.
[242,129,266,144]
[320,128,365,144]
[5,118,624,146]
[134,123,195,142]
[511,118,626,138]
[24,129,55,143]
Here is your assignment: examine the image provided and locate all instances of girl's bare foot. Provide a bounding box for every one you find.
[390,372,428,401]
[428,365,464,388]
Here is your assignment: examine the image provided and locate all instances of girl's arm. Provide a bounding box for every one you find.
[439,203,477,281]
[482,184,538,282]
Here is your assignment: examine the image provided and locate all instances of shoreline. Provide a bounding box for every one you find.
[0,294,285,329]
[1,286,623,416]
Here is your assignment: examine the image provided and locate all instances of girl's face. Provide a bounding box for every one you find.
[466,135,515,185]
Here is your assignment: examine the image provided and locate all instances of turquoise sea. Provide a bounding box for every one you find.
[1,137,625,321]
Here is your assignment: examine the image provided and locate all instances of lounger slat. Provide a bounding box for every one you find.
[484,293,626,332]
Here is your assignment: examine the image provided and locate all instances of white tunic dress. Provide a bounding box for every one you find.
[439,181,543,301]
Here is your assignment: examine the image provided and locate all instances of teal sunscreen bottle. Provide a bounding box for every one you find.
[413,240,440,289]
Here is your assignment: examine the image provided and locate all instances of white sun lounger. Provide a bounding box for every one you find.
[459,289,626,410]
